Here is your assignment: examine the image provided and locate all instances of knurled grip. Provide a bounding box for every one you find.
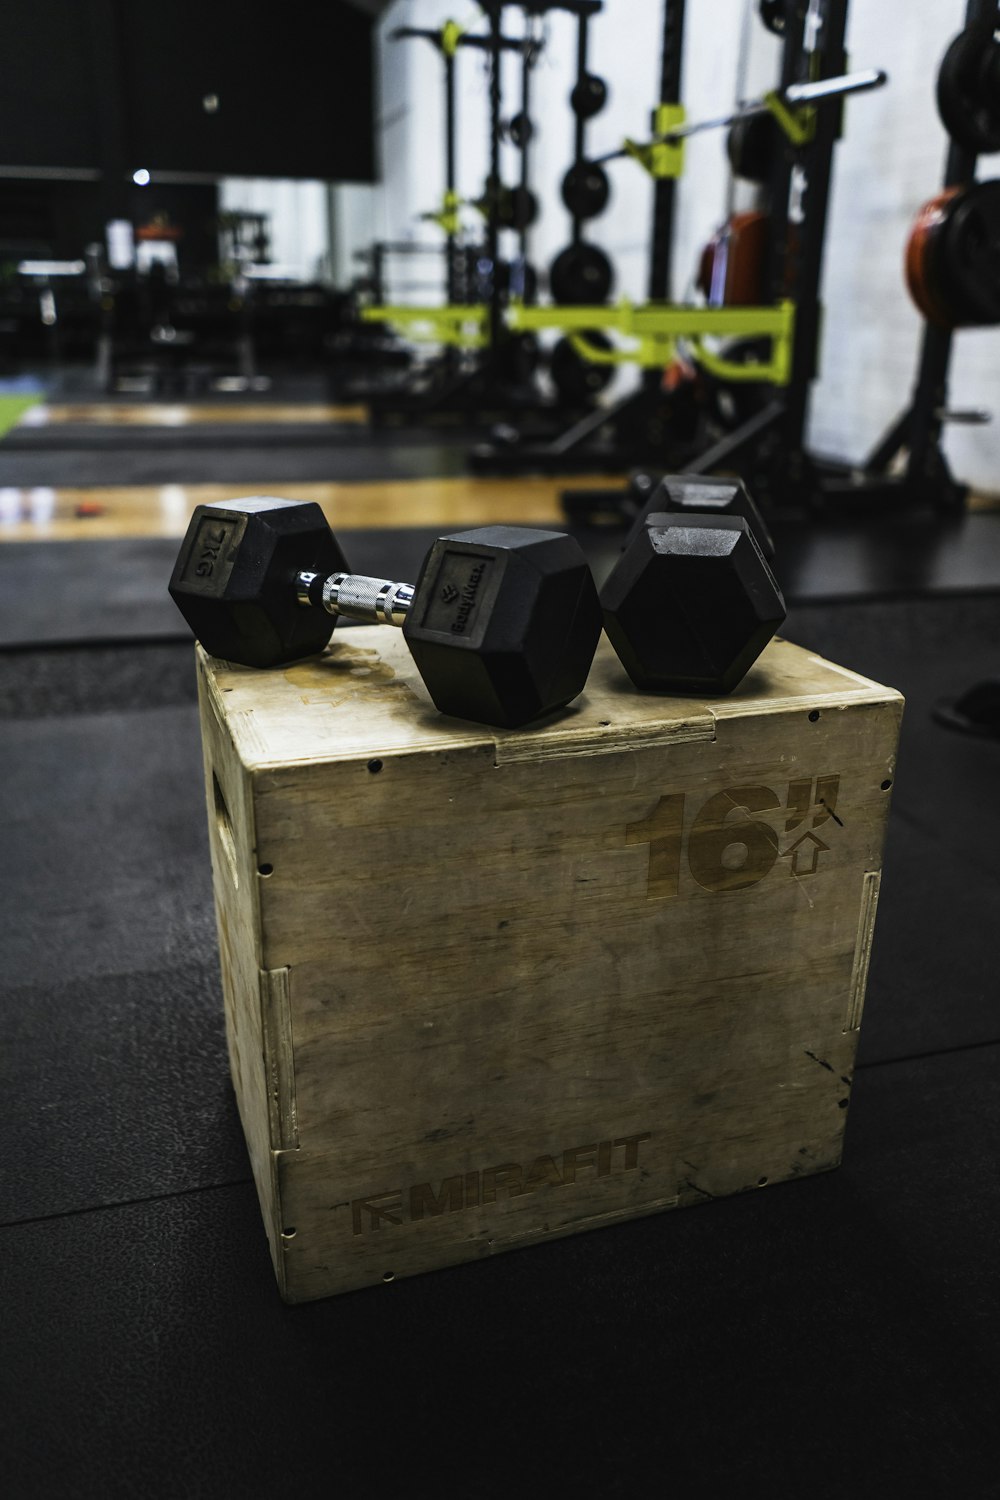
[321,573,414,626]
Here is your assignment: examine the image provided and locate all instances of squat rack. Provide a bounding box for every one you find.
[469,0,861,492]
[841,0,1000,512]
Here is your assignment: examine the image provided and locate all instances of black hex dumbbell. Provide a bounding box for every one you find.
[169,497,603,729]
[600,474,785,696]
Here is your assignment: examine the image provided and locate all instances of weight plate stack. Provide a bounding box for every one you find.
[561,161,611,219]
[942,180,1000,324]
[758,0,786,35]
[906,182,1000,328]
[570,72,608,119]
[507,186,539,232]
[478,180,538,232]
[727,113,781,184]
[549,242,613,305]
[905,190,962,326]
[937,24,1000,155]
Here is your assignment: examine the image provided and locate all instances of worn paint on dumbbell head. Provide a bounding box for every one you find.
[418,551,496,639]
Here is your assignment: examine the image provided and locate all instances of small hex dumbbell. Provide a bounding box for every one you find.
[600,474,786,695]
[623,470,777,560]
[168,497,603,728]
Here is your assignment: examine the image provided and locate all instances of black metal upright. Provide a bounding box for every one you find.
[484,2,505,363]
[570,16,590,247]
[762,1,808,307]
[641,0,687,415]
[780,0,849,480]
[444,47,459,306]
[516,13,539,295]
[647,0,686,304]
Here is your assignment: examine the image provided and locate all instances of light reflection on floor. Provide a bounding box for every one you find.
[15,403,370,427]
[0,475,621,542]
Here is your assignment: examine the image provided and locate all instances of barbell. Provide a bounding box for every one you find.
[591,67,887,167]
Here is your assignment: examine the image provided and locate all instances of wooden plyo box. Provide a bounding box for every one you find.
[196,629,902,1303]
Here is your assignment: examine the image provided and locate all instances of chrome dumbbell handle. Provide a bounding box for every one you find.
[295,571,415,628]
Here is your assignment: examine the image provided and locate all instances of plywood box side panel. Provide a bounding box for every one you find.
[250,695,898,1050]
[261,730,890,1158]
[272,1026,858,1302]
[196,656,284,1284]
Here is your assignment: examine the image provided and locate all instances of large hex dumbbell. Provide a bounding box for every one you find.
[168,497,603,728]
[600,475,785,695]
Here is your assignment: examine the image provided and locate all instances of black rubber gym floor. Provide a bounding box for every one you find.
[0,436,469,486]
[2,481,999,1494]
[5,511,1000,649]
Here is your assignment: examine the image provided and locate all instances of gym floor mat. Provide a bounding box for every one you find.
[0,437,469,486]
[2,1043,996,1498]
[3,514,1000,649]
[0,706,214,988]
[0,962,247,1224]
[2,571,998,1500]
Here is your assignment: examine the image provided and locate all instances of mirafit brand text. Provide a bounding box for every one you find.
[351,1132,652,1234]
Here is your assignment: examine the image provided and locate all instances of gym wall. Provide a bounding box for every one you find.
[216,180,333,282]
[369,0,999,494]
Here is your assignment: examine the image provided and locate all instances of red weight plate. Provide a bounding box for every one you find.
[698,212,768,307]
[905,189,961,328]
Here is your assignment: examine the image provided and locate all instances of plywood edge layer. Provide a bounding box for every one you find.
[845,869,882,1033]
[261,967,298,1150]
[494,717,717,764]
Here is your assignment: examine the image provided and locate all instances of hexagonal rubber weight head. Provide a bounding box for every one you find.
[168,497,349,667]
[601,514,786,695]
[629,473,775,559]
[403,526,602,728]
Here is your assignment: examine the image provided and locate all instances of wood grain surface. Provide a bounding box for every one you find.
[199,631,902,1300]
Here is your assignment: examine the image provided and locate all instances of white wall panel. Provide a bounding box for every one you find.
[217,178,331,279]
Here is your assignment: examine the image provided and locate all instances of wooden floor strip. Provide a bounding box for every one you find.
[15,402,369,428]
[0,475,622,543]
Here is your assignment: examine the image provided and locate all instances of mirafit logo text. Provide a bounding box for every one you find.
[351,1132,652,1235]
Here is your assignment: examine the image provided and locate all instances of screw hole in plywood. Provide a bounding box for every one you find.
[368,758,383,775]
[257,863,274,877]
[281,1227,296,1239]
[808,710,820,723]
[757,1176,768,1186]
[382,1271,395,1283]
[881,778,893,790]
